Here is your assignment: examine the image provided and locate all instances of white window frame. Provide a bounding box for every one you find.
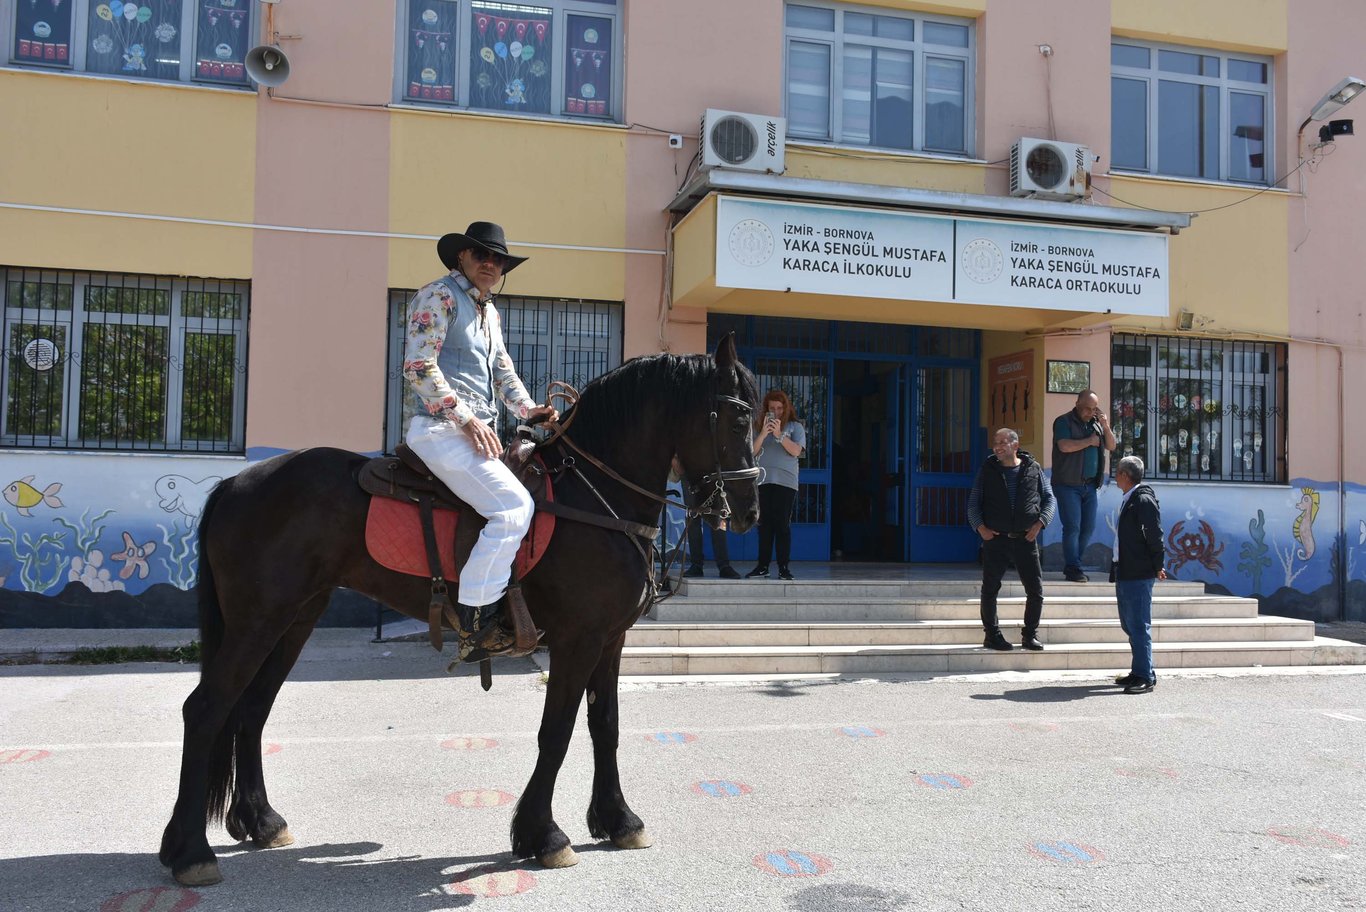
[384,289,622,452]
[392,0,623,123]
[0,267,249,453]
[782,1,976,157]
[1110,39,1274,185]
[1,0,254,88]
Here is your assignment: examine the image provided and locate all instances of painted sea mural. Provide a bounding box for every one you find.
[1039,475,1366,622]
[1,449,1363,624]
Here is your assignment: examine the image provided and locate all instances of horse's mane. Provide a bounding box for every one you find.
[566,352,757,448]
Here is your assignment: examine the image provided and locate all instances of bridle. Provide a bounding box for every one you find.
[686,393,763,524]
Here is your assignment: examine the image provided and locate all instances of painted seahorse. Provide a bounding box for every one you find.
[1292,487,1320,560]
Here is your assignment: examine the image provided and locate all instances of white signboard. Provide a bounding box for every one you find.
[955,218,1169,316]
[715,196,1169,317]
[716,197,955,302]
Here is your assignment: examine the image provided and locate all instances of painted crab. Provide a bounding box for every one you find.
[1167,519,1224,575]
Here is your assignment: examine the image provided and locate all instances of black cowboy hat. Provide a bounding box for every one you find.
[437,221,529,272]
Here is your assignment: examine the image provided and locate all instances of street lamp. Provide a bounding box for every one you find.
[1307,76,1366,122]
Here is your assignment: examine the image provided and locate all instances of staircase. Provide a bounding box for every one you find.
[624,575,1366,676]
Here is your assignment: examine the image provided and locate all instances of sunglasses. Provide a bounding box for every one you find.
[468,248,509,270]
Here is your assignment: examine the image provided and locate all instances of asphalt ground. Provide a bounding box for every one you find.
[2,637,1364,912]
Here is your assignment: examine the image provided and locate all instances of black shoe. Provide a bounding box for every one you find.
[1063,567,1089,583]
[683,566,704,578]
[983,632,1013,651]
[1021,633,1044,651]
[777,566,795,580]
[1124,679,1156,694]
[718,565,741,580]
[1116,673,1157,687]
[745,566,770,578]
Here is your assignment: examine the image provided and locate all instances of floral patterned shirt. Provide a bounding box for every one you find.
[402,270,534,429]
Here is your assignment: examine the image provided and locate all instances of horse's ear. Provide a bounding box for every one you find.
[713,332,738,369]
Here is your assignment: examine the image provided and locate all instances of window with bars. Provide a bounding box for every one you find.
[1110,334,1286,483]
[385,289,622,452]
[784,2,974,155]
[1,267,248,452]
[4,0,253,86]
[1111,40,1273,184]
[396,0,620,121]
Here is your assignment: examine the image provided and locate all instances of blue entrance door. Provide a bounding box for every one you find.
[709,317,979,563]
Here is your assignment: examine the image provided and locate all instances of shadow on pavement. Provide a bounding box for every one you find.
[1,838,616,911]
[968,684,1123,702]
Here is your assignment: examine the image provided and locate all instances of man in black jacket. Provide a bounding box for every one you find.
[1112,455,1167,694]
[967,428,1057,651]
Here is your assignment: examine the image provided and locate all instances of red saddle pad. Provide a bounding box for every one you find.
[364,483,555,580]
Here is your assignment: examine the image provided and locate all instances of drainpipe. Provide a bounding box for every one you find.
[1337,343,1346,621]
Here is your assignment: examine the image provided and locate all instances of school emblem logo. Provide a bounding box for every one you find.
[960,237,1004,283]
[729,218,775,267]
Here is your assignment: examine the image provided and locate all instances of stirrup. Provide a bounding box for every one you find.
[455,617,522,664]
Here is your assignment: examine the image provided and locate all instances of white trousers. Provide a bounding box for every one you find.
[405,416,534,607]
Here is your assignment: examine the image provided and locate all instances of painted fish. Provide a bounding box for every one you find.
[4,476,63,517]
[154,475,221,522]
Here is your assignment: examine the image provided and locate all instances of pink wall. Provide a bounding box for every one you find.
[247,1,394,452]
[623,0,785,355]
[1286,0,1366,483]
[980,2,1112,195]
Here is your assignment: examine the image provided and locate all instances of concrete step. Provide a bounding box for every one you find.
[620,637,1366,676]
[674,578,1210,600]
[626,615,1314,648]
[651,595,1259,623]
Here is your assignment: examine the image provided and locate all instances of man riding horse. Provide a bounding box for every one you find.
[402,221,558,658]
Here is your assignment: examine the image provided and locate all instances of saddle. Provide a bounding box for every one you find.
[357,438,549,675]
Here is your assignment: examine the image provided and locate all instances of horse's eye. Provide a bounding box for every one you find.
[733,418,749,434]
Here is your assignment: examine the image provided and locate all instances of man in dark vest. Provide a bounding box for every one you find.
[967,428,1057,651]
[1051,389,1116,582]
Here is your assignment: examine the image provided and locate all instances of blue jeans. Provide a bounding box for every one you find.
[1116,577,1156,683]
[1055,483,1097,570]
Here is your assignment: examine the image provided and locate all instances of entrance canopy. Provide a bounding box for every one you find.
[669,172,1191,332]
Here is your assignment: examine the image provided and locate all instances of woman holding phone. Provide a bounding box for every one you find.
[747,389,806,580]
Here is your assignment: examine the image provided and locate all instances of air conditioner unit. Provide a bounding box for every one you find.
[700,109,786,174]
[1009,138,1092,201]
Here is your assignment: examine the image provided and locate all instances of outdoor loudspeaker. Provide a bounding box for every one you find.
[245,45,290,87]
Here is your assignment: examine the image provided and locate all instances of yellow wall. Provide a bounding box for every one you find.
[1112,0,1287,52]
[386,111,628,300]
[0,72,256,278]
[1103,176,1290,336]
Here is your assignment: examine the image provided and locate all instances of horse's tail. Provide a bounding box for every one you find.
[196,480,237,823]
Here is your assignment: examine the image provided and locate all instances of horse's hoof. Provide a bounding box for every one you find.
[538,845,579,868]
[613,829,653,850]
[253,826,294,849]
[174,861,223,887]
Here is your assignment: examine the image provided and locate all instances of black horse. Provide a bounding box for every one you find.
[158,336,761,886]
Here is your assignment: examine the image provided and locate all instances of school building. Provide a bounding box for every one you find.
[0,0,1363,623]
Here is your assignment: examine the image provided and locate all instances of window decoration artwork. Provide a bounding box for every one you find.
[86,1,183,80]
[14,0,74,63]
[406,0,457,101]
[563,14,611,117]
[10,0,251,86]
[1046,360,1090,394]
[194,0,248,82]
[1111,334,1285,483]
[469,2,552,114]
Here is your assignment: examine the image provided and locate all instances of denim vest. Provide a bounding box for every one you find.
[414,273,499,427]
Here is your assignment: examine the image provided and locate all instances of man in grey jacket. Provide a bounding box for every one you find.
[1111,455,1167,694]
